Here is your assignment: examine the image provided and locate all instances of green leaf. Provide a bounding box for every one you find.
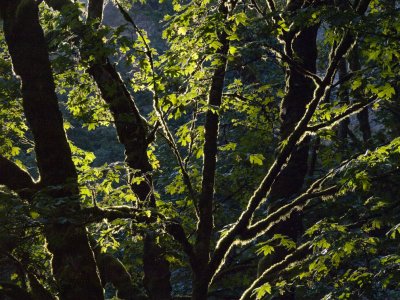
[255,283,272,299]
[177,27,188,36]
[377,83,395,100]
[10,147,20,156]
[30,211,40,219]
[256,243,275,256]
[219,142,236,151]
[351,78,362,90]
[10,273,18,281]
[249,154,265,166]
[232,12,248,25]
[210,40,223,50]
[229,46,237,55]
[87,123,96,131]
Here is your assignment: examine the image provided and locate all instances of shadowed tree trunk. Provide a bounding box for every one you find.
[84,4,165,297]
[258,3,319,298]
[85,3,172,298]
[269,22,318,201]
[1,1,104,299]
[349,47,371,145]
[92,246,138,300]
[338,58,351,140]
[192,2,232,299]
[88,62,172,300]
[43,0,172,298]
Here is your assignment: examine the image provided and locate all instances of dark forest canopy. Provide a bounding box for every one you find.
[0,0,399,299]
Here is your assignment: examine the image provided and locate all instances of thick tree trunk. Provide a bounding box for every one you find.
[92,246,138,300]
[1,1,104,299]
[88,54,172,300]
[258,16,319,300]
[268,22,318,238]
[191,273,210,300]
[84,2,171,297]
[43,0,173,297]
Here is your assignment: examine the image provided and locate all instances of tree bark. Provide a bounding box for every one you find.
[1,1,104,299]
[258,7,319,299]
[349,47,371,145]
[0,156,35,197]
[338,58,350,140]
[43,0,173,297]
[86,12,172,300]
[267,23,318,236]
[192,2,231,299]
[92,246,139,300]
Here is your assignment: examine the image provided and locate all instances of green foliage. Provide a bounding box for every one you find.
[1,0,400,299]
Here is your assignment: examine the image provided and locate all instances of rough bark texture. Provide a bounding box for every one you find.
[269,4,319,203]
[92,247,139,300]
[43,0,173,297]
[0,156,35,196]
[87,63,150,182]
[86,16,172,300]
[258,5,319,299]
[192,3,230,299]
[268,23,318,236]
[88,0,104,21]
[1,1,104,299]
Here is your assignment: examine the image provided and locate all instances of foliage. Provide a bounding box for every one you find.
[0,0,399,299]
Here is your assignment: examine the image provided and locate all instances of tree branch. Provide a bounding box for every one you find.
[240,186,338,241]
[195,0,231,274]
[239,242,312,300]
[207,10,371,284]
[79,205,158,224]
[263,45,323,85]
[0,156,36,197]
[116,1,199,217]
[3,1,104,298]
[166,221,196,263]
[307,97,378,132]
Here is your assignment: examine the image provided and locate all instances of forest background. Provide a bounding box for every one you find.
[0,0,399,299]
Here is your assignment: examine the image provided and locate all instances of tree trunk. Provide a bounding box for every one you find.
[1,1,104,299]
[338,58,350,140]
[88,58,172,300]
[192,2,230,298]
[84,2,172,297]
[43,0,173,297]
[349,47,371,145]
[191,273,209,300]
[268,22,318,237]
[258,14,319,299]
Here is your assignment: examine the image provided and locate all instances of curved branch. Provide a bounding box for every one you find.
[307,97,378,132]
[265,45,323,85]
[0,156,36,197]
[239,186,338,241]
[116,1,199,217]
[79,205,159,224]
[239,242,312,300]
[207,10,372,284]
[166,221,196,263]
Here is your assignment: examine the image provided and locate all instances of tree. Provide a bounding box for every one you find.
[0,0,399,299]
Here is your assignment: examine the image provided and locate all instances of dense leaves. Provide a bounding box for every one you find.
[0,0,399,299]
